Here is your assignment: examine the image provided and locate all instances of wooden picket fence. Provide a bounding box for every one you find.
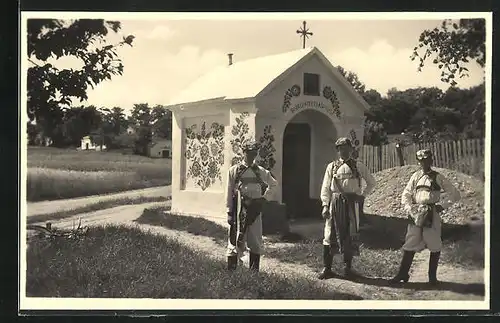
[358,138,485,176]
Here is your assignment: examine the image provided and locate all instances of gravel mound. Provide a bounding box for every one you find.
[364,165,485,225]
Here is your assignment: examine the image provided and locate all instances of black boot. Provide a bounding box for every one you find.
[389,250,415,284]
[249,252,260,272]
[428,251,441,285]
[227,255,238,271]
[344,254,353,278]
[318,245,336,280]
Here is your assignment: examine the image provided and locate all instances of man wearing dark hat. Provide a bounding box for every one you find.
[319,137,376,279]
[390,149,461,285]
[225,140,278,272]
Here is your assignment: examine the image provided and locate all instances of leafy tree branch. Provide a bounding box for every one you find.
[410,18,485,86]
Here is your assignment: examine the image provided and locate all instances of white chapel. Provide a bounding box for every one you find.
[165,46,370,220]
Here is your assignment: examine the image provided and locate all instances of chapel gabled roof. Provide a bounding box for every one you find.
[165,46,370,111]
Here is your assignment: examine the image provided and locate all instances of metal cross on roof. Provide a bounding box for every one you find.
[296,21,313,49]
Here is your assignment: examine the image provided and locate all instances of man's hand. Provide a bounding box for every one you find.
[403,204,416,225]
[227,212,234,225]
[321,206,330,219]
[435,204,444,213]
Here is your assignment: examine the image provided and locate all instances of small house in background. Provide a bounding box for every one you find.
[148,138,172,158]
[80,135,107,151]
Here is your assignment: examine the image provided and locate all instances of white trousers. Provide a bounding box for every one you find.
[402,209,442,252]
[226,213,263,256]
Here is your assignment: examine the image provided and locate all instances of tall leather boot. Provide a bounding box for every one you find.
[428,251,441,285]
[389,250,415,284]
[249,252,260,272]
[227,255,238,271]
[344,254,353,278]
[318,245,336,280]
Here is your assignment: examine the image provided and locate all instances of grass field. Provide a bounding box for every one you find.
[135,208,404,278]
[26,224,360,299]
[27,147,172,201]
[135,207,484,275]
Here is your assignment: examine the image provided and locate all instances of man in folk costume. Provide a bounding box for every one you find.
[225,140,278,272]
[390,149,461,285]
[319,137,376,279]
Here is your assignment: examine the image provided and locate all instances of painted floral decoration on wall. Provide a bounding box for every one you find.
[184,121,225,191]
[322,86,342,119]
[257,125,276,171]
[349,129,361,159]
[282,84,301,113]
[230,112,252,166]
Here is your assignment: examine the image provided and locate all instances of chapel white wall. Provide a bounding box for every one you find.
[170,101,257,218]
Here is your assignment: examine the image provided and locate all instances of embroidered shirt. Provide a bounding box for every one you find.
[320,158,376,207]
[401,169,461,207]
[225,161,278,213]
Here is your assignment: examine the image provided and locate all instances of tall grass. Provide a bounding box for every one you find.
[26,147,172,201]
[26,225,360,299]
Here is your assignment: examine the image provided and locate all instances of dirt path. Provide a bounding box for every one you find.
[26,186,171,217]
[26,204,485,301]
[407,251,485,300]
[27,202,166,229]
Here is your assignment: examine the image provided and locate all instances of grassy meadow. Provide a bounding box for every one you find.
[27,147,172,201]
[26,224,360,299]
[135,207,403,278]
[136,207,484,275]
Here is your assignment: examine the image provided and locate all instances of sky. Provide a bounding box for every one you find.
[29,14,487,114]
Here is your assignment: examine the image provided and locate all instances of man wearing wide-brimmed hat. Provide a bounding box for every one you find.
[390,148,461,285]
[225,139,278,272]
[318,137,376,279]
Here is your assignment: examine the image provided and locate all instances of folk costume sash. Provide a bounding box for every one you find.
[330,192,362,255]
[328,158,363,256]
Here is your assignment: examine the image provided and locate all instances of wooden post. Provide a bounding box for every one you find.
[432,142,438,167]
[377,145,384,171]
[453,140,459,166]
[444,141,450,168]
[395,142,404,166]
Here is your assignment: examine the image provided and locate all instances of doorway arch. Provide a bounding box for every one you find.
[281,109,338,220]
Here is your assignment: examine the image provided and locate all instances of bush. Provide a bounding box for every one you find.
[363,120,389,146]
